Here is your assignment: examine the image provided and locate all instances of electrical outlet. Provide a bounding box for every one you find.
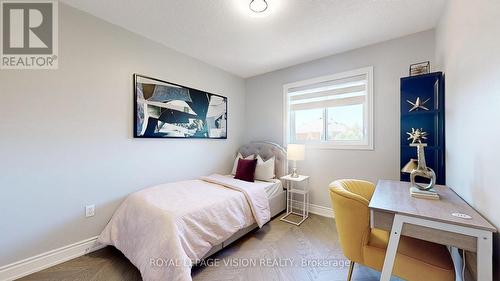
[85,204,95,217]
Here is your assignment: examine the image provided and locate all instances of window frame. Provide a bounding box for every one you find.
[283,66,374,150]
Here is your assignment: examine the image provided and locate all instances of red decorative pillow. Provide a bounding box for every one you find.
[234,158,258,182]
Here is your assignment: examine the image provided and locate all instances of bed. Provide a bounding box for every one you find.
[98,142,287,281]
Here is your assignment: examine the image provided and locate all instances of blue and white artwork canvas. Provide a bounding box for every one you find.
[134,74,227,139]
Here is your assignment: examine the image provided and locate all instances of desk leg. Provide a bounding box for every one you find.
[380,214,404,281]
[477,231,493,281]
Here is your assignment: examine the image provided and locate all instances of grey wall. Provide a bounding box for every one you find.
[245,30,435,209]
[0,4,246,266]
[436,1,500,279]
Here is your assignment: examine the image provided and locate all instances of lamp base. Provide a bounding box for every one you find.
[291,167,299,178]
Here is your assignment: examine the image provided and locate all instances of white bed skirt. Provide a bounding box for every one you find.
[201,189,286,259]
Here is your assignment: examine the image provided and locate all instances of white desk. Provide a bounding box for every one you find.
[369,180,497,281]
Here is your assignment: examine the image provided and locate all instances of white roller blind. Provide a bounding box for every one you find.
[284,66,373,149]
[288,73,367,111]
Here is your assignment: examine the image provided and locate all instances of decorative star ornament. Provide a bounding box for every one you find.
[407,128,428,144]
[407,97,430,112]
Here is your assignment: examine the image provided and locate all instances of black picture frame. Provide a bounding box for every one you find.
[133,74,228,139]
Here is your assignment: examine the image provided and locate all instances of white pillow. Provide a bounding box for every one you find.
[254,155,275,182]
[231,153,255,175]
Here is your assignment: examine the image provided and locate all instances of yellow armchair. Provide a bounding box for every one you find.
[329,179,455,281]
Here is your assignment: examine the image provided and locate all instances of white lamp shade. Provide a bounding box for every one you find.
[287,144,305,161]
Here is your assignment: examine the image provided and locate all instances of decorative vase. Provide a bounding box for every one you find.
[410,143,436,191]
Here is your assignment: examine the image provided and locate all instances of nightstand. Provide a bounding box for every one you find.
[279,174,310,226]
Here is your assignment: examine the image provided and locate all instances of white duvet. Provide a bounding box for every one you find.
[98,174,271,281]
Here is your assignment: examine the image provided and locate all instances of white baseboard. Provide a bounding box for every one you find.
[290,200,334,218]
[0,236,104,281]
[309,203,334,218]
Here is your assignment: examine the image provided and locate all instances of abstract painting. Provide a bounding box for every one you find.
[134,74,227,139]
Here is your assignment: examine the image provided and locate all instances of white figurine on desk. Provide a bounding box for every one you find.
[401,139,439,199]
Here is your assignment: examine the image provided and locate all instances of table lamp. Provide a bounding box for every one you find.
[287,144,305,178]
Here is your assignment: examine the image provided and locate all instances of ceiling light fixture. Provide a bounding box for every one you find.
[249,0,268,13]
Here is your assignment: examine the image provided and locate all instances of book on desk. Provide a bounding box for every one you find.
[409,186,439,200]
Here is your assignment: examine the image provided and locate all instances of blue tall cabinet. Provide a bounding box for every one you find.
[400,72,445,185]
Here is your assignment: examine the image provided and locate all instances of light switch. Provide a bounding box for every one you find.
[85,204,95,217]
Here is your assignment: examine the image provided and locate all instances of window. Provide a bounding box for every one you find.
[284,67,373,149]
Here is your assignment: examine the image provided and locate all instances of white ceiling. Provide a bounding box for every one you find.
[61,0,446,78]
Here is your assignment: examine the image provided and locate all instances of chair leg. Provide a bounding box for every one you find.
[347,261,355,281]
